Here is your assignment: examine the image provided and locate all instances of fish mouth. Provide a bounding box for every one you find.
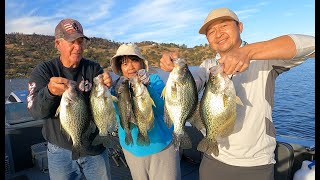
[173,58,187,69]
[93,74,103,84]
[209,64,224,75]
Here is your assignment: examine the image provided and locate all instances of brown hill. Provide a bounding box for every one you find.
[5,33,216,79]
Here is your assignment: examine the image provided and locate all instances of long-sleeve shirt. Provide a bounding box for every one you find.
[193,34,315,167]
[27,57,105,157]
[112,74,173,157]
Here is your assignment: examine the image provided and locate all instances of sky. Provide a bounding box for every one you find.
[5,0,315,48]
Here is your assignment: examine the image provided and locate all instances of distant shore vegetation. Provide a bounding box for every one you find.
[5,33,215,79]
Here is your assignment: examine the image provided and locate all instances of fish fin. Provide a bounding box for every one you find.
[137,132,150,146]
[92,135,102,146]
[129,122,135,130]
[235,96,244,106]
[219,126,234,138]
[172,133,181,151]
[125,131,133,145]
[111,95,118,102]
[219,114,236,138]
[161,86,166,99]
[223,94,229,108]
[59,126,71,140]
[55,105,61,117]
[180,129,192,149]
[103,136,118,148]
[129,112,138,126]
[208,143,219,157]
[150,97,156,107]
[92,135,117,148]
[147,119,154,131]
[164,106,173,128]
[172,84,177,99]
[86,121,97,134]
[187,103,205,131]
[119,119,125,130]
[71,145,81,160]
[107,116,118,133]
[197,138,219,156]
[96,89,104,97]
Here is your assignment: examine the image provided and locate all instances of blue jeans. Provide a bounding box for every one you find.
[47,142,111,180]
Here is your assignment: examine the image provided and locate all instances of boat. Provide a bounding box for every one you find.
[4,106,315,180]
[4,74,315,180]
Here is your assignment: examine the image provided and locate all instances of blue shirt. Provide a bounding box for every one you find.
[112,74,173,157]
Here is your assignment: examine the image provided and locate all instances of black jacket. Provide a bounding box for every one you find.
[27,57,105,158]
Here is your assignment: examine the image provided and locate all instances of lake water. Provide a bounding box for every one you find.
[154,58,315,141]
[273,58,315,140]
[8,58,314,142]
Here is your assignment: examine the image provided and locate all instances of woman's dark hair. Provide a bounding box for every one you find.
[115,55,144,73]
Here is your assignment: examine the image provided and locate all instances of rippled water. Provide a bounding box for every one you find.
[273,58,315,140]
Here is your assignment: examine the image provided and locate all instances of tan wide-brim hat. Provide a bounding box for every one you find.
[199,8,239,34]
[111,43,149,75]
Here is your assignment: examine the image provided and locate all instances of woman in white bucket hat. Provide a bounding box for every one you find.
[109,43,181,180]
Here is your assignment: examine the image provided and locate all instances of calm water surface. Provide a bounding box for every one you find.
[273,58,315,140]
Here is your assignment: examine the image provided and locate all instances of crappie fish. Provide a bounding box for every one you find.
[161,58,198,150]
[90,74,118,136]
[197,64,242,156]
[116,76,135,145]
[130,76,155,146]
[56,80,91,160]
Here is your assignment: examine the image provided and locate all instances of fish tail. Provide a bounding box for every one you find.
[137,132,150,146]
[71,145,81,160]
[180,130,192,149]
[197,137,219,156]
[125,131,133,145]
[172,133,181,151]
[99,131,109,137]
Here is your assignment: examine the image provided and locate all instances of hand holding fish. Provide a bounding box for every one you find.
[218,47,251,75]
[102,71,113,88]
[160,51,179,72]
[48,77,69,96]
[137,69,150,85]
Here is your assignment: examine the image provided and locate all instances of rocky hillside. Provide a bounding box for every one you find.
[5,33,216,79]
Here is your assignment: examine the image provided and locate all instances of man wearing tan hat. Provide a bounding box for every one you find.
[108,43,181,180]
[27,18,112,180]
[160,7,315,180]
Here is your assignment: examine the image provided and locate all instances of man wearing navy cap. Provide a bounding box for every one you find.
[27,18,112,180]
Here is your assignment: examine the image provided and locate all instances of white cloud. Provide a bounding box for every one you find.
[6,16,58,35]
[5,0,315,47]
[87,0,206,45]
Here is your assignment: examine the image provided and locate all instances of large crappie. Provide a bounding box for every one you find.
[115,76,135,145]
[56,80,91,160]
[90,74,118,136]
[161,58,198,150]
[197,64,242,156]
[130,76,155,146]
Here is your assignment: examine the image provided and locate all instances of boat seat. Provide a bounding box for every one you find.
[274,141,295,180]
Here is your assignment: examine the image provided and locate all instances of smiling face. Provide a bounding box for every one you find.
[206,19,243,57]
[55,37,85,68]
[120,55,143,78]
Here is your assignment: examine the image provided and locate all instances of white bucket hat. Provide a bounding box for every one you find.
[111,43,149,75]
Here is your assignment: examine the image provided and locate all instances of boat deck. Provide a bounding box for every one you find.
[5,153,201,180]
